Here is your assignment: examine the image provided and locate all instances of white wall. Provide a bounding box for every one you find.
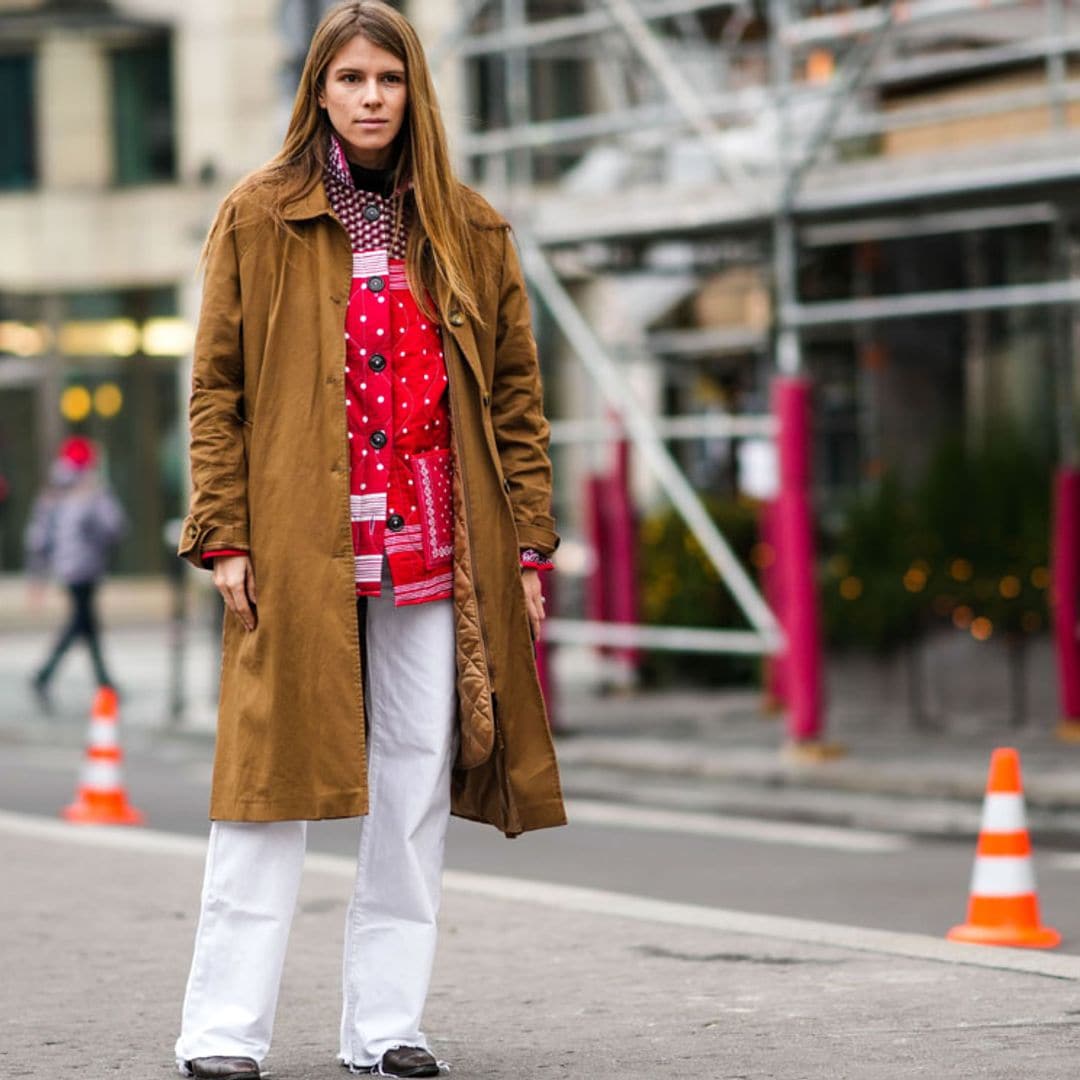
[0,0,285,292]
[37,34,112,189]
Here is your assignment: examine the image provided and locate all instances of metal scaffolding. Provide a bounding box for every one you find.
[435,0,1080,670]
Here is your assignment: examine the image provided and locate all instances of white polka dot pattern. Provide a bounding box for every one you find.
[325,135,453,605]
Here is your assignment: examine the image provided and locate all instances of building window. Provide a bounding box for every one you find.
[0,53,36,191]
[110,39,176,185]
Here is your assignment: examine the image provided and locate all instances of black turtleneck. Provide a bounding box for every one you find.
[348,160,395,197]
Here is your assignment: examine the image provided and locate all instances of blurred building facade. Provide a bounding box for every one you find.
[0,0,283,571]
[0,0,461,574]
[447,2,1080,535]
[3,0,1080,590]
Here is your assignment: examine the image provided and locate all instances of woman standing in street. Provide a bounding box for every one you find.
[174,3,564,1078]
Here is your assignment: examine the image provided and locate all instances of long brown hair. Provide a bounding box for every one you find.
[204,0,479,322]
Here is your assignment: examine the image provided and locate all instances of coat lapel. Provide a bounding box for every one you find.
[436,280,486,391]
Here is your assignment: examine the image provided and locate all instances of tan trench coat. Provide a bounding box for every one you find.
[178,179,566,837]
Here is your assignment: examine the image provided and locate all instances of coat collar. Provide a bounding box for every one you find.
[281,181,334,222]
[282,135,411,221]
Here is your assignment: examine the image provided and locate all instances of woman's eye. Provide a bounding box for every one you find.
[383,74,403,84]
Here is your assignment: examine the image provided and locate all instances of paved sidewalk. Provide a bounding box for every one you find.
[6,601,1080,837]
[3,812,1080,1080]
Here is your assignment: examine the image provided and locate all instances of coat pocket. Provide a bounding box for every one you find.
[411,448,454,570]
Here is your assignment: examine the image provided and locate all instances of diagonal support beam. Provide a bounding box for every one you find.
[517,233,783,645]
[599,0,767,212]
[428,0,493,69]
[782,3,897,206]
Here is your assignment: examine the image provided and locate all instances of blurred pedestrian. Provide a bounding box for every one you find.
[25,435,126,708]
[174,4,564,1079]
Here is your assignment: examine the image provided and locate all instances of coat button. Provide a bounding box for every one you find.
[370,430,387,449]
[387,513,405,531]
[363,203,381,222]
[448,311,464,326]
[368,276,385,293]
[368,353,387,372]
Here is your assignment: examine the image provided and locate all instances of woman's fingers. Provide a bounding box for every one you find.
[522,569,544,642]
[231,583,256,631]
[213,556,257,631]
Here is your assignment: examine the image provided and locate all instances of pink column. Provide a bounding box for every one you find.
[536,569,559,731]
[606,439,641,671]
[1051,467,1080,726]
[760,499,788,711]
[584,436,640,676]
[773,377,824,742]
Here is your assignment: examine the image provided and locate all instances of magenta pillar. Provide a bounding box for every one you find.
[760,499,789,711]
[772,376,825,742]
[1052,467,1080,726]
[536,569,559,731]
[584,438,641,675]
[606,439,641,670]
[585,474,608,625]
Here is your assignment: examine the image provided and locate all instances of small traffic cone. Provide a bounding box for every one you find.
[62,686,144,826]
[947,748,1059,949]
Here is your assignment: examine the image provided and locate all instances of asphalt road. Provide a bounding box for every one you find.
[4,728,1080,953]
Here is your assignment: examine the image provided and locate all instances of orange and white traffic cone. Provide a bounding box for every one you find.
[62,686,144,826]
[947,747,1059,949]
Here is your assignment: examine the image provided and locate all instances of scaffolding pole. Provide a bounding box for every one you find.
[801,203,1060,248]
[783,0,1023,46]
[462,70,1080,160]
[458,0,736,55]
[517,233,782,646]
[549,414,778,444]
[428,0,491,68]
[543,619,774,655]
[600,0,763,208]
[769,0,800,377]
[788,278,1080,327]
[1046,0,1069,131]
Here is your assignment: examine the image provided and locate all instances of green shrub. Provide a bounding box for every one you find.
[821,474,925,655]
[822,428,1052,653]
[637,496,761,686]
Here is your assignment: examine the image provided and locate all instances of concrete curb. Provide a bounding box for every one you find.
[555,736,1080,809]
[2,809,1077,983]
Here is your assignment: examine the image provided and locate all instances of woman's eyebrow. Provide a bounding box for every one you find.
[334,65,406,76]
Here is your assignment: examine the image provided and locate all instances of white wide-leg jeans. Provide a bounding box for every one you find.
[175,584,457,1070]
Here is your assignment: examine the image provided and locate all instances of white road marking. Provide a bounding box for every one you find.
[1045,853,1080,871]
[0,808,208,856]
[2,809,1077,979]
[564,798,911,853]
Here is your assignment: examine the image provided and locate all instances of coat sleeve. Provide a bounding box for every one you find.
[177,204,251,569]
[23,494,54,578]
[490,228,560,557]
[92,489,128,548]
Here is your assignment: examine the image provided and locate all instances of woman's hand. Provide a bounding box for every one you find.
[522,568,545,642]
[213,555,258,631]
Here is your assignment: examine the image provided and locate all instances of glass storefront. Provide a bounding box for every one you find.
[0,286,188,574]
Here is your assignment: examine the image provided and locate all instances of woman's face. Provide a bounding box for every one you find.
[318,35,407,169]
